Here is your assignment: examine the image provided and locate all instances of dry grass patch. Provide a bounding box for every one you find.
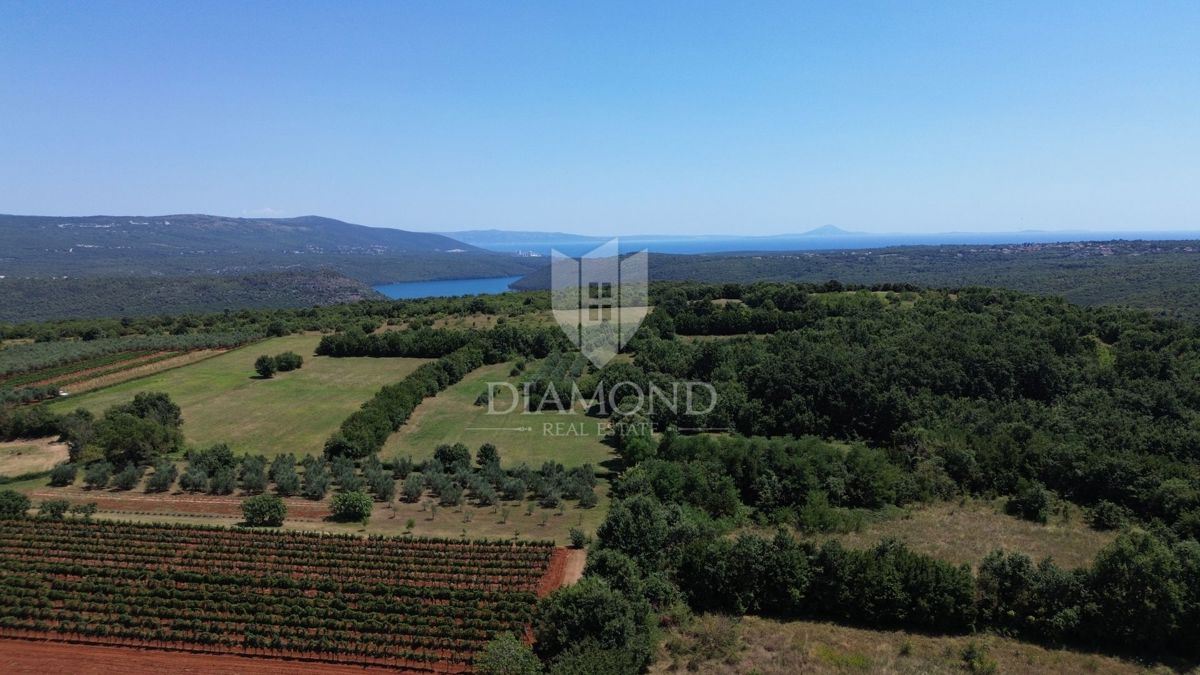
[824,498,1116,569]
[653,616,1162,675]
[0,437,68,477]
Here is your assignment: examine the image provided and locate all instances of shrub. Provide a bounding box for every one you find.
[1087,500,1128,531]
[331,490,374,523]
[0,490,31,518]
[254,354,277,378]
[49,462,77,487]
[242,493,287,527]
[274,351,304,372]
[569,527,587,549]
[1006,479,1052,524]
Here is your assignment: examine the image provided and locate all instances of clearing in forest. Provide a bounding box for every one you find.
[47,334,429,456]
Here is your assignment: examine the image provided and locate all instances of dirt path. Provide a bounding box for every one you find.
[562,548,586,586]
[0,437,68,477]
[0,638,421,674]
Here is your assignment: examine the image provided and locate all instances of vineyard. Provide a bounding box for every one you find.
[0,520,563,672]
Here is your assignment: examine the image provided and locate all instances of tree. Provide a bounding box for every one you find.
[273,463,300,496]
[0,490,30,519]
[434,443,472,472]
[145,459,178,493]
[38,499,70,520]
[179,465,209,492]
[402,473,425,502]
[534,577,655,670]
[241,494,287,527]
[240,455,268,494]
[83,461,113,489]
[112,391,183,428]
[331,490,374,523]
[95,412,181,467]
[112,463,143,490]
[477,443,500,469]
[474,632,542,675]
[255,354,277,378]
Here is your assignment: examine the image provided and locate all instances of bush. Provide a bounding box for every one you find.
[331,490,374,522]
[38,498,70,520]
[274,351,304,372]
[49,462,77,487]
[1006,479,1052,524]
[0,490,31,518]
[569,527,587,549]
[241,493,287,526]
[1087,500,1128,531]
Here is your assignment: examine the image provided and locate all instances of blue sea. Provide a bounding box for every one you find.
[374,275,524,299]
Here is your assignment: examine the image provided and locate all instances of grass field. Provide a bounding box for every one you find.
[820,498,1116,570]
[383,360,620,472]
[47,334,428,457]
[654,615,1163,674]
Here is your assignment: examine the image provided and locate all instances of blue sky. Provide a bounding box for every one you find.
[1,1,1197,235]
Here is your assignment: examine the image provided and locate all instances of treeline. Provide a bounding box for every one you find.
[533,483,1200,673]
[324,347,486,459]
[0,289,549,344]
[315,324,569,360]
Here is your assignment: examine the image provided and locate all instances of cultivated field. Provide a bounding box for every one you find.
[0,519,568,672]
[47,335,428,456]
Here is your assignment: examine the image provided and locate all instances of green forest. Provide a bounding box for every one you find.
[3,281,1199,671]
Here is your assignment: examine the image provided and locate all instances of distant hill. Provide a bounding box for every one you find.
[796,224,860,236]
[0,213,541,283]
[439,229,603,246]
[0,269,381,322]
[512,239,1200,319]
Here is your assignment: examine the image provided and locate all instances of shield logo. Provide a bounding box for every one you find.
[551,239,649,368]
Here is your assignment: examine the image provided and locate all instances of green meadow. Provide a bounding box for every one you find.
[48,334,428,457]
[383,360,620,472]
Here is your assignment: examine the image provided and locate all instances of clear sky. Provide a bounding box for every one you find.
[1,1,1197,235]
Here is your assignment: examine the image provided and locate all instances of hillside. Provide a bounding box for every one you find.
[0,213,542,283]
[0,269,380,322]
[512,238,1200,318]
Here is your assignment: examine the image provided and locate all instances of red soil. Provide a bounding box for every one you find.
[29,489,331,520]
[0,637,430,674]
